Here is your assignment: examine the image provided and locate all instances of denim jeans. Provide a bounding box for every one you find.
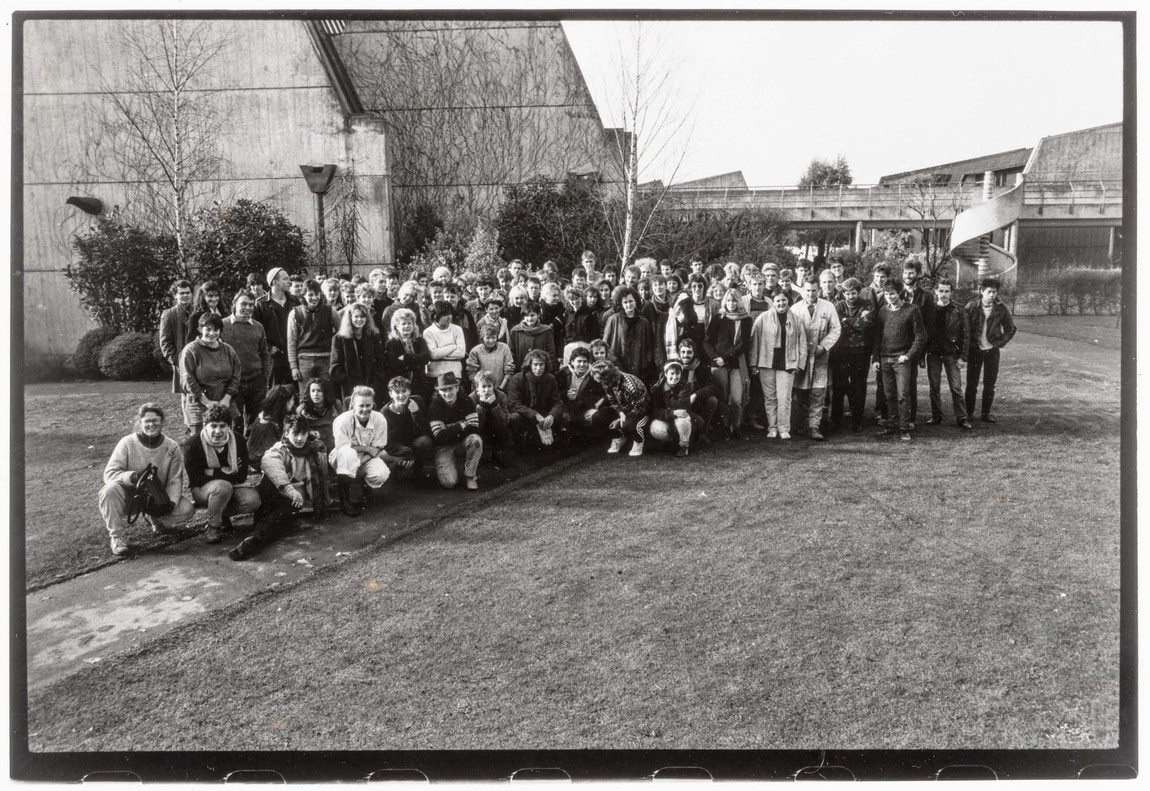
[192,479,262,528]
[758,368,794,432]
[434,434,483,488]
[966,346,1001,417]
[879,356,914,431]
[927,353,968,422]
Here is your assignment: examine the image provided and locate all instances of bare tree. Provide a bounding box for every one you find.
[594,22,694,267]
[79,20,231,269]
[901,174,965,281]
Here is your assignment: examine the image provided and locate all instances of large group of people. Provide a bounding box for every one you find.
[101,252,1017,560]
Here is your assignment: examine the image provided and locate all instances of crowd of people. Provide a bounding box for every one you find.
[99,251,1017,560]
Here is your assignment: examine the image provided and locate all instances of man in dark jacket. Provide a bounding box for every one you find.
[831,277,874,433]
[159,279,195,430]
[860,263,892,421]
[901,259,935,424]
[926,279,972,429]
[557,345,612,439]
[965,277,1017,423]
[253,267,299,387]
[872,281,926,440]
[506,349,564,447]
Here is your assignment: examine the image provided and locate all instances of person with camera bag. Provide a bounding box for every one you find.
[98,403,195,557]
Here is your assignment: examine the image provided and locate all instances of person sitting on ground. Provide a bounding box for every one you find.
[330,300,385,404]
[509,301,557,373]
[179,313,241,439]
[588,337,611,365]
[648,360,702,458]
[246,384,299,466]
[470,369,515,466]
[99,402,197,556]
[185,405,261,544]
[428,371,483,490]
[466,323,515,391]
[329,385,391,515]
[297,377,341,457]
[591,359,649,457]
[380,376,434,483]
[557,344,612,441]
[506,349,564,449]
[228,413,328,561]
[383,307,432,403]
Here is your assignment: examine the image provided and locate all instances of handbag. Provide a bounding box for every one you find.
[125,463,174,524]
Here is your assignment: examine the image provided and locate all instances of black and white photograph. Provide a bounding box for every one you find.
[11,5,1134,782]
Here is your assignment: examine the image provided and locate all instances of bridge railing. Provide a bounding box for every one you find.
[657,179,1123,216]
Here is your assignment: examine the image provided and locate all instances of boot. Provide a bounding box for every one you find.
[361,479,375,508]
[337,475,363,517]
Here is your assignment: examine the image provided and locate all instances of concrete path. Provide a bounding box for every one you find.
[26,448,590,692]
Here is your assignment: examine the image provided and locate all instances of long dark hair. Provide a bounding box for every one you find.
[193,280,222,314]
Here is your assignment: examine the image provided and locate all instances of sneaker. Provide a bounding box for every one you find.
[465,476,479,491]
[809,429,825,442]
[959,420,973,430]
[900,431,912,442]
[675,445,689,458]
[628,440,644,457]
[767,427,778,438]
[926,416,944,425]
[607,437,625,454]
[204,526,223,544]
[110,536,129,556]
[778,431,791,440]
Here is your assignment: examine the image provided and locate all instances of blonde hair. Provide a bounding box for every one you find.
[338,302,379,338]
[389,307,419,339]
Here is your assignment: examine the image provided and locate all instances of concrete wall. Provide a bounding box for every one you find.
[22,18,392,356]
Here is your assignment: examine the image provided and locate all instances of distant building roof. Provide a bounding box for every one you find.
[670,171,748,190]
[879,148,1032,186]
[1024,122,1122,182]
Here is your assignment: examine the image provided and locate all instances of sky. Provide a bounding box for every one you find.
[563,18,1125,186]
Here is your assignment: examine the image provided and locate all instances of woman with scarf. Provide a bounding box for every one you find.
[185,405,261,544]
[179,313,242,437]
[601,286,656,386]
[99,402,196,556]
[705,288,753,440]
[331,301,385,404]
[383,307,432,404]
[228,412,329,561]
[750,291,808,439]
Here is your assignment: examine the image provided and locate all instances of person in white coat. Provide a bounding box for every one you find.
[792,277,842,441]
[329,385,391,516]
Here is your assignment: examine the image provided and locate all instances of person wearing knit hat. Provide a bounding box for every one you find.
[253,267,299,386]
[647,359,701,458]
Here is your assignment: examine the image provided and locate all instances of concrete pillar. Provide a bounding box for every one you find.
[1008,222,1019,256]
[870,228,877,247]
[853,221,864,253]
[1109,227,1117,261]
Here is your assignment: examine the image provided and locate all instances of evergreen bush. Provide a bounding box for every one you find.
[98,332,165,380]
[72,327,121,379]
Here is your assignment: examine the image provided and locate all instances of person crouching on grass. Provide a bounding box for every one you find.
[557,345,612,442]
[507,349,564,451]
[99,403,197,557]
[328,385,391,515]
[470,369,515,466]
[591,359,649,457]
[648,360,701,458]
[428,371,483,490]
[185,405,261,544]
[228,413,329,561]
[380,376,435,483]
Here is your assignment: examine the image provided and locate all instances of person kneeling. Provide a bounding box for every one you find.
[648,361,702,458]
[329,385,391,515]
[470,370,515,466]
[99,402,196,556]
[428,371,483,490]
[557,345,613,442]
[229,413,329,561]
[185,405,261,543]
[380,376,435,483]
[506,349,564,451]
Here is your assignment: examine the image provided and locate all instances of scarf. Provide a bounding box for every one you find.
[199,425,238,475]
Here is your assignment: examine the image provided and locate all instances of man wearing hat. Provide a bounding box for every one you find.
[253,267,300,387]
[427,371,483,490]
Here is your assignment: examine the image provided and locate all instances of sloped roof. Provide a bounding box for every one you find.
[670,171,748,190]
[879,148,1032,185]
[1024,122,1122,181]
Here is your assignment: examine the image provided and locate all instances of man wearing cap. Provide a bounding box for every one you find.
[427,371,483,490]
[253,267,300,387]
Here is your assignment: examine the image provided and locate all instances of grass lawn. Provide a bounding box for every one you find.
[25,320,1122,751]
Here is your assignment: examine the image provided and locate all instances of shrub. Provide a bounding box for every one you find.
[190,199,310,299]
[462,223,505,277]
[23,354,70,383]
[66,218,182,334]
[1024,267,1122,315]
[98,332,165,380]
[72,327,120,379]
